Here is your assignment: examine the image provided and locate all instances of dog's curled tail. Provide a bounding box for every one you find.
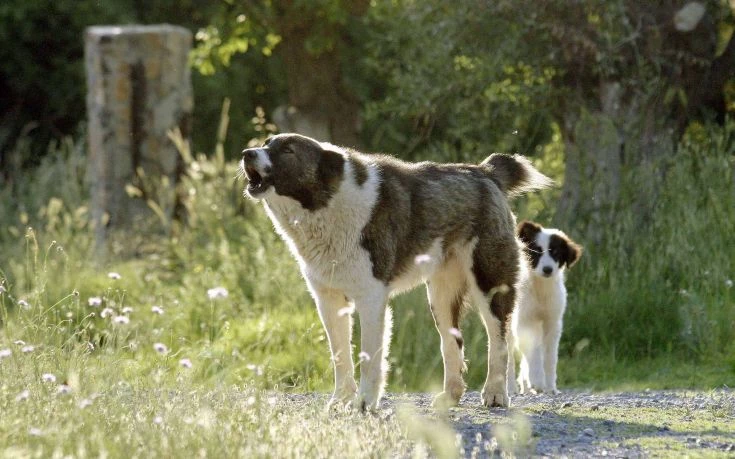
[480,153,553,197]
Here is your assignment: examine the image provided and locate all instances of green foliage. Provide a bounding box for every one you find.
[0,0,132,165]
[2,119,734,398]
[358,1,559,163]
[561,119,735,362]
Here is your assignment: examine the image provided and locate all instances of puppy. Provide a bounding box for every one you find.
[239,133,551,410]
[510,221,582,395]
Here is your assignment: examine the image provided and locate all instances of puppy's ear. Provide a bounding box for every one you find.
[563,236,583,268]
[517,220,541,245]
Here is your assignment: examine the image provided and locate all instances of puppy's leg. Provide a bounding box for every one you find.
[543,319,563,394]
[308,281,357,409]
[354,288,390,411]
[426,264,467,407]
[516,321,543,393]
[473,286,514,408]
[518,352,531,394]
[506,331,518,395]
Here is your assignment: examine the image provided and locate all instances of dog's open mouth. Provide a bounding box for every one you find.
[244,164,271,195]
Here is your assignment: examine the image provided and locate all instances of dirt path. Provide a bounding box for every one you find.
[383,389,735,457]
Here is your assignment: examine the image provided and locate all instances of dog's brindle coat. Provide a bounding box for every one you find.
[240,133,551,411]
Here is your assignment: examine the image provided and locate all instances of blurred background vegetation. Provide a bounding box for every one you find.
[1,0,734,393]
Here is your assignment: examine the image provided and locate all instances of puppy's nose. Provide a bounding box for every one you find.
[542,266,553,275]
[243,149,257,160]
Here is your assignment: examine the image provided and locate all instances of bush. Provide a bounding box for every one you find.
[1,119,733,394]
[561,120,735,362]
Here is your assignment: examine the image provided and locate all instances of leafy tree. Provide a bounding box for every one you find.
[0,0,225,177]
[193,0,370,147]
[362,0,735,232]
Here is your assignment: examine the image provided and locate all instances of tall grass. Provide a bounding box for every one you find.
[1,118,733,412]
[560,121,735,370]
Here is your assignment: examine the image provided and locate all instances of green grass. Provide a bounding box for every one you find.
[1,119,734,455]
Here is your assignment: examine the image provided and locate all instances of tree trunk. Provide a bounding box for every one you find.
[270,2,368,147]
[553,1,733,238]
[85,25,193,256]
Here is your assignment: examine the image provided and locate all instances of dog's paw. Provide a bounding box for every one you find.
[431,391,460,410]
[349,391,380,413]
[481,388,510,408]
[325,382,358,412]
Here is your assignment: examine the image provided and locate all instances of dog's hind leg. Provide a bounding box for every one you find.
[426,256,467,408]
[474,285,514,408]
[469,236,518,408]
[308,281,358,409]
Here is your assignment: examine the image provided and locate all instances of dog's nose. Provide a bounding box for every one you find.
[542,266,553,275]
[243,149,257,160]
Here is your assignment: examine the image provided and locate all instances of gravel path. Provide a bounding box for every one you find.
[382,389,735,457]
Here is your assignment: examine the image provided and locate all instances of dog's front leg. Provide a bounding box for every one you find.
[308,281,357,409]
[354,289,391,412]
[543,320,562,394]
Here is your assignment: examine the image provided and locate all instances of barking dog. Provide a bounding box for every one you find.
[510,221,582,395]
[239,133,551,411]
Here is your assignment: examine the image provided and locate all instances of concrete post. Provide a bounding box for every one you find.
[85,25,192,252]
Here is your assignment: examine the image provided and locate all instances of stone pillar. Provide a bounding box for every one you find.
[85,25,192,252]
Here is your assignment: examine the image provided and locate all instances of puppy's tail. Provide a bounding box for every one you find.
[480,153,553,197]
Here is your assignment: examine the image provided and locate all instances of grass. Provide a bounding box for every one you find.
[1,117,734,456]
[0,347,415,457]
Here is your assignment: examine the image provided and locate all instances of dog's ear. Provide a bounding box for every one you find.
[563,236,583,268]
[517,220,541,245]
[317,147,346,189]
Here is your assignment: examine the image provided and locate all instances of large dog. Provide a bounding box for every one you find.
[239,133,551,411]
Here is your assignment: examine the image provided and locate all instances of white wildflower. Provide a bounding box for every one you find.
[15,390,30,402]
[448,327,463,339]
[113,315,130,325]
[57,384,72,395]
[726,279,733,288]
[18,299,30,310]
[13,340,26,346]
[414,254,432,266]
[0,348,11,359]
[337,305,355,317]
[358,351,371,362]
[151,305,164,315]
[21,345,35,353]
[78,398,93,409]
[207,287,229,300]
[245,364,263,376]
[107,272,121,280]
[88,297,102,307]
[28,427,43,436]
[122,306,134,314]
[179,358,193,369]
[153,416,163,425]
[100,308,114,318]
[153,343,168,355]
[41,373,56,383]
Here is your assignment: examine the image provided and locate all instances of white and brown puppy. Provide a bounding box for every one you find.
[510,221,582,395]
[239,133,551,411]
